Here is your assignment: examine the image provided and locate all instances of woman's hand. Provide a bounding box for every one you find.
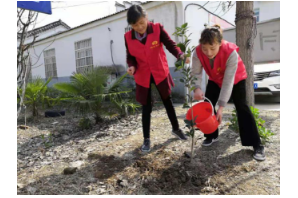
[127,66,136,76]
[180,54,190,64]
[193,88,204,101]
[216,106,224,125]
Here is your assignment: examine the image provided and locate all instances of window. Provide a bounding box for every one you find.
[74,38,93,73]
[43,48,57,78]
[254,8,260,22]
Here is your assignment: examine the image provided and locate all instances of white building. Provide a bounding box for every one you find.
[253,1,280,22]
[17,20,71,46]
[22,1,238,95]
[223,18,280,64]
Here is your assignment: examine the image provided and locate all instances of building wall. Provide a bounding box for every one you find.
[223,18,280,63]
[254,1,280,22]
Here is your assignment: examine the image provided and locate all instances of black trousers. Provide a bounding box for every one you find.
[142,75,179,139]
[204,80,261,147]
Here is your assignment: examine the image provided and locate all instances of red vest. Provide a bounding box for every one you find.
[125,23,171,88]
[196,40,247,87]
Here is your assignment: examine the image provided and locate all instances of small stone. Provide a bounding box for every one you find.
[89,177,97,183]
[82,186,92,193]
[63,167,77,175]
[52,121,59,125]
[184,151,191,158]
[94,171,104,178]
[17,183,25,189]
[27,186,37,195]
[97,188,107,194]
[120,179,128,187]
[70,161,84,169]
[62,135,70,141]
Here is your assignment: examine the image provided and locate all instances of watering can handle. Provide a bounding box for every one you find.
[197,97,215,116]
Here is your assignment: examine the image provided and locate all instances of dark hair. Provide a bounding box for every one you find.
[199,24,223,45]
[127,5,147,24]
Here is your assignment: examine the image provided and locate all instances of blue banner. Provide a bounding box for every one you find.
[17,1,52,15]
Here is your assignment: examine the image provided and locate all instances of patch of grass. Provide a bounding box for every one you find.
[229,106,274,145]
[78,117,92,130]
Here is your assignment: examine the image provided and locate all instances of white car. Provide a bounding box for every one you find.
[254,62,280,96]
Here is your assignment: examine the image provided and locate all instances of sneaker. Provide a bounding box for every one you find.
[253,145,266,161]
[172,129,188,140]
[202,137,219,147]
[141,138,151,152]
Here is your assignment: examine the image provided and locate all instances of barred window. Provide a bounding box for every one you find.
[43,48,57,78]
[74,38,93,73]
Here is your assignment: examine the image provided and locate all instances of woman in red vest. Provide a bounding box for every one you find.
[125,5,189,152]
[191,24,265,161]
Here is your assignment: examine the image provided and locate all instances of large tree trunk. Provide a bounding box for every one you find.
[235,1,255,107]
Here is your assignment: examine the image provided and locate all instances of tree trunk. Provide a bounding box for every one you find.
[17,9,39,118]
[235,1,255,107]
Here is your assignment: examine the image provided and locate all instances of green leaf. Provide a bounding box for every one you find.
[193,115,198,123]
[182,23,188,29]
[175,62,180,68]
[184,119,192,125]
[190,86,196,92]
[177,43,186,53]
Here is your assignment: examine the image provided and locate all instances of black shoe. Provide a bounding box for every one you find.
[141,138,151,152]
[253,145,266,161]
[172,129,188,140]
[202,137,219,147]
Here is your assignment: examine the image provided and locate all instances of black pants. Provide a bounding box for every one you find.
[142,75,179,139]
[204,80,261,147]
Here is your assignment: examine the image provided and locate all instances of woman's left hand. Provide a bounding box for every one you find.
[180,54,190,64]
[216,106,224,125]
